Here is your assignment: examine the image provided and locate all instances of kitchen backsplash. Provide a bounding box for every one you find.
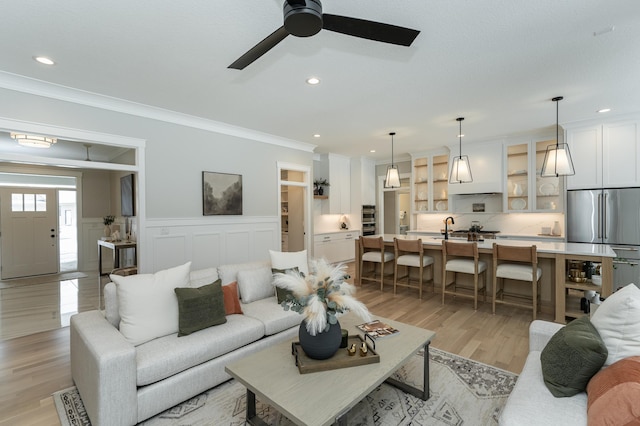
[415,212,565,236]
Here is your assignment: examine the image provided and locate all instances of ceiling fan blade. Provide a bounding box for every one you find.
[228,26,289,70]
[322,14,419,46]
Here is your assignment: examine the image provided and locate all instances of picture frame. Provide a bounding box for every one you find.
[202,171,243,215]
[120,174,135,217]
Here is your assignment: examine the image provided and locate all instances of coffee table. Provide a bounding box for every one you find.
[225,313,436,426]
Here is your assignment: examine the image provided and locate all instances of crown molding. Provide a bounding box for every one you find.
[0,71,317,153]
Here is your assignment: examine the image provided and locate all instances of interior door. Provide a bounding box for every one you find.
[0,188,58,279]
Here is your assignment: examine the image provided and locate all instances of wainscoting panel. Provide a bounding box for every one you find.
[191,232,223,271]
[142,217,280,273]
[151,234,188,272]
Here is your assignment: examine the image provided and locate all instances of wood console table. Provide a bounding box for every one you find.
[98,239,137,276]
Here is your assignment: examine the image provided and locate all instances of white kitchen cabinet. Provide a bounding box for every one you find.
[448,141,504,195]
[567,120,640,189]
[313,231,359,264]
[315,153,351,214]
[411,151,449,214]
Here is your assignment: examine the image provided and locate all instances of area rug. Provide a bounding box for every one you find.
[54,347,517,426]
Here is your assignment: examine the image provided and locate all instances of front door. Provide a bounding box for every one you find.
[0,188,58,279]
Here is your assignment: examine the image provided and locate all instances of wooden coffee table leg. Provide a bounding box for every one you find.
[246,389,269,426]
[385,341,430,401]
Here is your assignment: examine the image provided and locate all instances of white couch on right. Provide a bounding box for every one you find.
[499,284,640,426]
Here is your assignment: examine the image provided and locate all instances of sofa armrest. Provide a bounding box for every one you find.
[529,320,564,352]
[70,310,138,426]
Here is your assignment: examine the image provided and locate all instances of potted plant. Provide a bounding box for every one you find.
[273,259,371,359]
[103,215,115,238]
[313,178,330,195]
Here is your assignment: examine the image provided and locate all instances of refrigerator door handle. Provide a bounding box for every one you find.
[603,192,608,239]
[613,260,639,266]
[611,246,640,252]
[597,193,602,239]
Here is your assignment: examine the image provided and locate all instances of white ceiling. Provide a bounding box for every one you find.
[0,0,639,161]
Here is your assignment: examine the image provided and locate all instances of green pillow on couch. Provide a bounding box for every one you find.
[540,315,607,397]
[174,280,226,336]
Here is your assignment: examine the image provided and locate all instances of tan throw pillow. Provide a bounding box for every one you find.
[587,356,640,425]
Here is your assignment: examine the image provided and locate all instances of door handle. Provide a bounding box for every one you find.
[613,260,638,266]
[611,247,639,252]
[597,193,602,239]
[603,193,608,239]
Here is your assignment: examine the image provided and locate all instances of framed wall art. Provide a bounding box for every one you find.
[202,171,243,215]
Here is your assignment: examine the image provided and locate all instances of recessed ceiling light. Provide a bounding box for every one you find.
[33,56,55,65]
[370,150,376,153]
[306,77,320,85]
[597,108,611,113]
[313,134,321,138]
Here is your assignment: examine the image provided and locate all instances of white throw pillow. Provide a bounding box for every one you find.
[111,262,191,346]
[237,266,274,304]
[591,283,640,366]
[269,249,309,276]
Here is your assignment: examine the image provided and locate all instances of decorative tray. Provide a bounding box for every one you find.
[291,335,380,374]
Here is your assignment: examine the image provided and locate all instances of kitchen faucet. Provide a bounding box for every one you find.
[444,216,455,240]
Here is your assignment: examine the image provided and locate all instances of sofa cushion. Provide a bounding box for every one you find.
[272,266,299,303]
[269,249,309,276]
[217,260,270,285]
[540,315,608,397]
[174,281,226,336]
[189,267,219,287]
[590,283,640,366]
[112,262,191,346]
[587,356,640,426]
[222,282,243,315]
[241,296,303,335]
[103,282,120,328]
[499,351,588,425]
[237,266,274,303]
[135,314,265,386]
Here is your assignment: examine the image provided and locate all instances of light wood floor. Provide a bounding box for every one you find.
[0,264,552,425]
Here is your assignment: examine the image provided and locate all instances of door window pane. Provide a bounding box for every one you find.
[23,194,35,211]
[36,194,47,211]
[11,193,23,212]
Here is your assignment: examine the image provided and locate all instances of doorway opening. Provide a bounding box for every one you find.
[278,163,311,253]
[379,175,411,235]
[59,190,77,272]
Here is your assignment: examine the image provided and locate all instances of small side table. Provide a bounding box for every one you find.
[98,239,137,276]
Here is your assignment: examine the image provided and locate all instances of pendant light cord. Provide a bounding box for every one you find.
[553,96,563,148]
[389,132,396,166]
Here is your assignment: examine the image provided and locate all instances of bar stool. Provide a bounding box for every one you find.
[492,243,542,320]
[441,240,487,310]
[359,236,394,290]
[393,238,435,299]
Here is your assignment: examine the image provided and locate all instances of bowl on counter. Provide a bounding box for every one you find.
[591,274,602,285]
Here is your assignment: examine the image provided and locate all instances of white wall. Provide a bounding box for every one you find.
[0,88,314,272]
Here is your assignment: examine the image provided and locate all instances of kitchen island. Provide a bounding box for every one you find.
[355,234,616,324]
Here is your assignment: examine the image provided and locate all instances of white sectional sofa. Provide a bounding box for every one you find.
[70,260,303,426]
[500,283,640,425]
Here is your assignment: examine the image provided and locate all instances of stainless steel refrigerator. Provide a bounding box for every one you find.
[567,188,640,290]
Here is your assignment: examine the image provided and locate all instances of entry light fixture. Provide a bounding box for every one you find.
[384,132,400,188]
[449,117,473,183]
[11,133,57,148]
[541,96,575,177]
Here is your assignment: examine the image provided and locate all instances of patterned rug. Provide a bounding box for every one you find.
[54,347,517,426]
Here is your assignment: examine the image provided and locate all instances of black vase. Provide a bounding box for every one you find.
[298,319,342,360]
[318,187,324,195]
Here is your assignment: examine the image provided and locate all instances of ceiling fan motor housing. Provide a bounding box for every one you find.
[283,0,323,37]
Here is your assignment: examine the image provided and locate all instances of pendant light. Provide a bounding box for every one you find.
[384,132,400,188]
[541,96,575,177]
[449,117,473,183]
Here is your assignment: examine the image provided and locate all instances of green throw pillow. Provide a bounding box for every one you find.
[272,267,299,304]
[540,315,608,397]
[174,280,226,336]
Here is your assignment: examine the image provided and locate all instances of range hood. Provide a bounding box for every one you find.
[448,141,504,195]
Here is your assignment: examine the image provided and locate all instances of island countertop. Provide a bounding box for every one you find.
[369,234,617,258]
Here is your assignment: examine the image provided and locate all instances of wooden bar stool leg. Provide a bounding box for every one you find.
[418,264,423,299]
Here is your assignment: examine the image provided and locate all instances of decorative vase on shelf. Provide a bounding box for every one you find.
[318,187,324,196]
[552,221,561,236]
[513,183,523,196]
[298,319,342,360]
[104,225,112,238]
